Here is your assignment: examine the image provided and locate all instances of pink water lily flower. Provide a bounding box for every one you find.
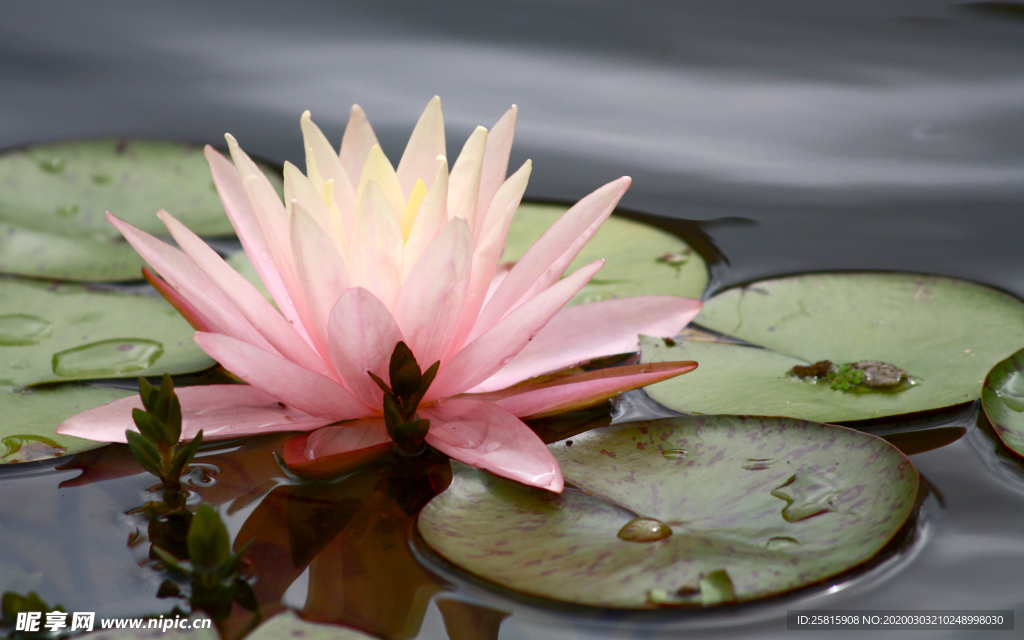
[58,98,701,492]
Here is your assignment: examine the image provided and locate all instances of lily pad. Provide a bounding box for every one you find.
[418,416,918,608]
[0,139,282,281]
[0,384,132,462]
[981,347,1024,458]
[226,203,709,305]
[0,278,213,386]
[643,273,1024,422]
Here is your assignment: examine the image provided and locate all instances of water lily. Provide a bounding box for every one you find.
[58,98,701,492]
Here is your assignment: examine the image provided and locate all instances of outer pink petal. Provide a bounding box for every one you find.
[339,104,380,187]
[349,181,404,309]
[327,287,405,410]
[427,260,604,400]
[56,385,333,443]
[481,361,698,419]
[205,146,297,330]
[194,332,372,420]
[106,212,273,352]
[300,417,390,461]
[422,399,563,492]
[396,96,446,198]
[290,202,352,347]
[475,105,517,242]
[472,296,703,393]
[158,210,333,379]
[142,266,215,333]
[446,126,487,231]
[393,217,471,367]
[470,177,630,342]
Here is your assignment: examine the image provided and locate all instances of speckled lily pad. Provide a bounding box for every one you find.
[981,347,1024,458]
[0,278,213,387]
[0,139,282,281]
[417,416,918,608]
[226,203,710,305]
[0,384,132,463]
[643,273,1024,422]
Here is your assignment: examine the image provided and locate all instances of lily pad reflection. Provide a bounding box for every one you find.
[418,416,918,608]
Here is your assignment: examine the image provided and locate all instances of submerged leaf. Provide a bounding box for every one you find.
[418,416,918,608]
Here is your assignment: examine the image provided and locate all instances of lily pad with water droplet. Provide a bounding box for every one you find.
[0,139,283,281]
[0,278,213,386]
[0,384,133,462]
[417,416,918,608]
[642,273,1024,422]
[981,347,1024,458]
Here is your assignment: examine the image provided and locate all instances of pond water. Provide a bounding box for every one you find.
[1,1,1023,638]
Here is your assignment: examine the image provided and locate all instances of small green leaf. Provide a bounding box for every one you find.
[150,545,187,575]
[125,430,164,478]
[169,431,204,478]
[188,505,232,572]
[233,579,259,613]
[131,409,173,447]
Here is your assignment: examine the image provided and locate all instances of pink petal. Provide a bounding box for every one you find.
[349,181,404,309]
[475,105,517,242]
[445,160,532,360]
[339,104,381,187]
[393,217,472,367]
[480,361,698,419]
[402,156,449,282]
[422,399,563,492]
[106,212,274,352]
[396,96,446,198]
[327,287,406,410]
[194,332,372,420]
[447,126,487,231]
[290,201,352,347]
[472,296,703,393]
[300,110,357,229]
[300,417,390,461]
[56,385,333,443]
[205,146,297,330]
[427,260,604,400]
[283,162,346,255]
[158,210,334,379]
[142,266,214,333]
[470,177,631,342]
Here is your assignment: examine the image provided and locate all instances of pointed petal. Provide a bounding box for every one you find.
[427,260,604,400]
[290,201,352,347]
[471,177,631,342]
[205,146,296,328]
[107,212,273,352]
[479,361,698,419]
[349,181,404,309]
[399,179,427,241]
[284,162,343,251]
[393,217,472,367]
[301,111,357,235]
[475,105,517,240]
[396,96,446,199]
[402,156,449,282]
[473,296,702,393]
[327,287,405,409]
[422,399,562,492]
[447,126,487,231]
[142,266,214,332]
[339,104,381,187]
[355,145,405,222]
[445,160,531,359]
[194,332,372,420]
[300,418,390,461]
[56,385,333,443]
[158,210,334,378]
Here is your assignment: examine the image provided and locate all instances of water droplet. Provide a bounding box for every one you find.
[996,369,1024,412]
[662,448,688,460]
[55,205,79,218]
[699,569,736,605]
[91,174,112,185]
[617,517,672,542]
[182,463,219,487]
[771,471,841,522]
[38,158,64,173]
[0,314,52,346]
[52,339,164,378]
[647,586,700,606]
[484,441,502,453]
[742,458,778,471]
[766,536,800,550]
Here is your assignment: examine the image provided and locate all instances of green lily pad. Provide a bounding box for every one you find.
[227,203,709,305]
[0,278,213,387]
[642,273,1024,422]
[418,416,918,608]
[0,139,283,281]
[981,347,1024,457]
[0,384,132,462]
